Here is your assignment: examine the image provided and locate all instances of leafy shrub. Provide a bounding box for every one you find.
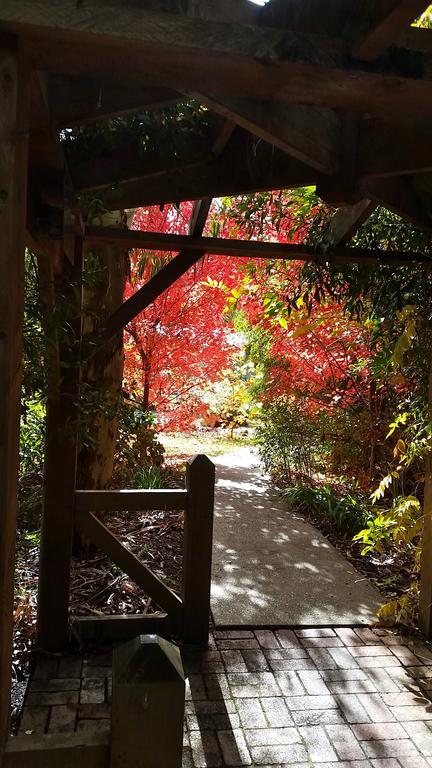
[282,484,369,535]
[133,465,163,489]
[112,400,165,487]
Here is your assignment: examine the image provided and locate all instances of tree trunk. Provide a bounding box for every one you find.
[77,231,128,490]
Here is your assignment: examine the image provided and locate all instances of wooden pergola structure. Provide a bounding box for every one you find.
[1,0,432,764]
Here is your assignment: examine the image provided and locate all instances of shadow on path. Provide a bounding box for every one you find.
[211,447,382,627]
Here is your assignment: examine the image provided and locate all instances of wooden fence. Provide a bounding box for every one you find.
[72,454,215,645]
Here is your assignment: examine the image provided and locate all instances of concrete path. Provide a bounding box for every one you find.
[211,447,382,627]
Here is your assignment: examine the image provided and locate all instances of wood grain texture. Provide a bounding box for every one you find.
[84,226,432,266]
[183,455,215,644]
[0,51,29,761]
[75,489,187,513]
[352,0,428,60]
[1,3,432,118]
[75,510,183,623]
[4,732,109,768]
[71,613,172,643]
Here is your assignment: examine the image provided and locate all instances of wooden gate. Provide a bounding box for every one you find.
[72,454,215,645]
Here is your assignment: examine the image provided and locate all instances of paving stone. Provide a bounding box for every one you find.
[365,669,401,693]
[354,628,382,645]
[82,664,112,678]
[301,637,344,648]
[264,648,308,660]
[205,674,231,700]
[221,651,248,673]
[80,678,105,705]
[32,656,59,680]
[321,669,369,682]
[189,730,222,767]
[186,674,207,701]
[214,631,254,640]
[254,631,281,650]
[398,755,432,768]
[216,640,259,650]
[356,694,395,722]
[412,646,432,666]
[249,743,307,764]
[260,697,293,727]
[329,649,360,669]
[369,760,400,768]
[350,646,393,658]
[76,718,110,734]
[362,738,419,758]
[292,709,345,726]
[218,729,252,766]
[29,677,80,692]
[297,670,330,695]
[409,667,432,679]
[187,713,241,731]
[48,705,77,733]
[325,724,366,760]
[57,655,82,678]
[26,690,79,706]
[78,703,111,719]
[272,671,304,696]
[307,648,338,669]
[328,679,377,694]
[19,706,49,735]
[352,723,407,740]
[84,651,112,667]
[296,629,337,638]
[391,705,432,722]
[285,694,338,711]
[335,694,371,723]
[356,656,402,669]
[402,721,432,755]
[244,727,300,747]
[267,657,316,672]
[106,678,112,704]
[275,630,302,649]
[381,692,429,707]
[299,724,338,762]
[236,699,267,729]
[335,628,366,647]
[228,673,281,698]
[241,650,269,672]
[186,700,237,715]
[390,646,423,666]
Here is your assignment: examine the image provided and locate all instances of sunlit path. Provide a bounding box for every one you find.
[211,448,382,626]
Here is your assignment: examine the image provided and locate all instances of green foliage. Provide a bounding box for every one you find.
[282,484,369,536]
[133,465,163,489]
[255,399,319,484]
[354,496,422,555]
[112,399,165,487]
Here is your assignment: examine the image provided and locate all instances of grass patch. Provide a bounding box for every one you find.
[160,431,253,460]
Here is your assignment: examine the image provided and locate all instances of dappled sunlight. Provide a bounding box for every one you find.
[210,449,382,626]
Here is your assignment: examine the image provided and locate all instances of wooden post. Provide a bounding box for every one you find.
[110,635,185,768]
[0,51,29,762]
[419,356,432,638]
[183,454,215,644]
[37,236,83,651]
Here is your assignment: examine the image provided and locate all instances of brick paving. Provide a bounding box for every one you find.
[19,627,432,766]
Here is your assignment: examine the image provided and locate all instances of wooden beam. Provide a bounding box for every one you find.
[0,51,29,762]
[71,135,212,193]
[75,509,183,623]
[195,94,340,174]
[352,1,429,61]
[37,238,83,652]
[359,119,432,179]
[75,489,187,513]
[363,176,432,232]
[95,136,316,212]
[4,732,109,768]
[47,75,179,129]
[324,200,377,247]
[1,4,432,118]
[71,613,173,643]
[84,225,432,266]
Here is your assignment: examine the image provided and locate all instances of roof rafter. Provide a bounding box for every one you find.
[2,3,432,119]
[352,0,429,61]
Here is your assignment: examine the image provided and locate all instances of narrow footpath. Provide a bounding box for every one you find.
[211,447,382,627]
